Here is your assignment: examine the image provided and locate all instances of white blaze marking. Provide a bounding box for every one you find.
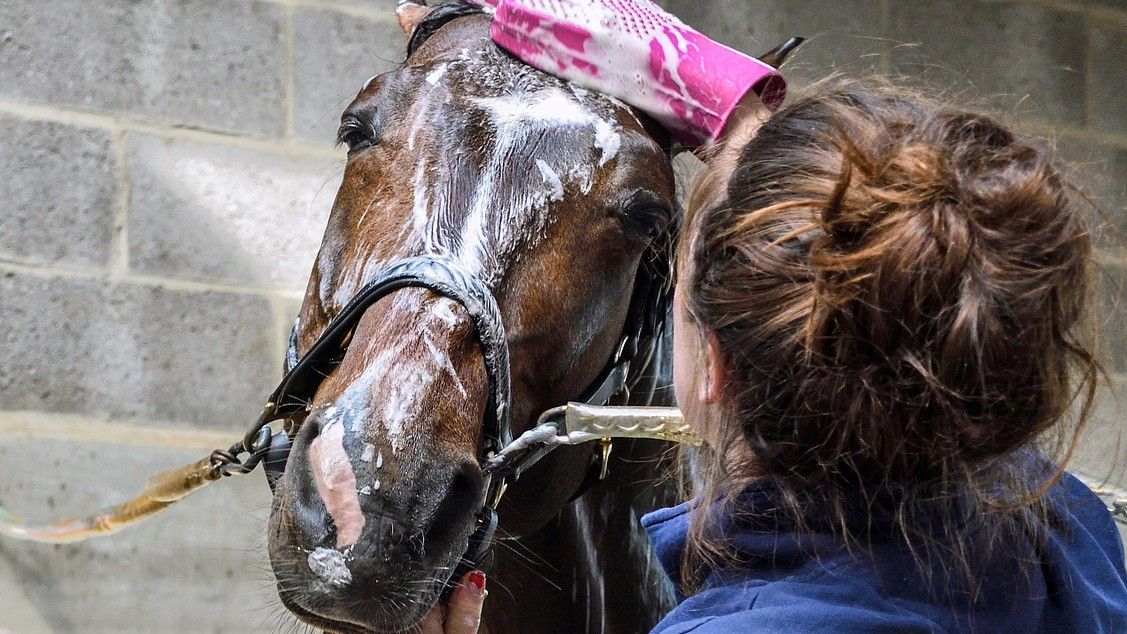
[309,419,365,547]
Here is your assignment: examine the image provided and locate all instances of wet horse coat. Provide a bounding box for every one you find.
[268,6,679,633]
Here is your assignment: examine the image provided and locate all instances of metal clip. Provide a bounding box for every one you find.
[598,438,613,480]
[487,476,509,509]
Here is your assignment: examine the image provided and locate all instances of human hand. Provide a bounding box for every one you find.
[419,570,488,634]
[476,0,785,146]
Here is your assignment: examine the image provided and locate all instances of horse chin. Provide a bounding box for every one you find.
[267,475,471,634]
[277,587,434,634]
[271,554,446,634]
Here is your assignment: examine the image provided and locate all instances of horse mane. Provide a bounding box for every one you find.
[407,1,486,57]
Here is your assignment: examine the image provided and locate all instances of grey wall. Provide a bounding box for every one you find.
[0,0,1123,631]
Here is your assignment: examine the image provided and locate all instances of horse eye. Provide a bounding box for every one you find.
[619,190,672,240]
[336,115,378,153]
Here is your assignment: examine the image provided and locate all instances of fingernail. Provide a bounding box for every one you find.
[467,570,486,593]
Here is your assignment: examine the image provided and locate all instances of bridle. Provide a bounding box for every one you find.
[205,0,677,600]
[212,242,671,595]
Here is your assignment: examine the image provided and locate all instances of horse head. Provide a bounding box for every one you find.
[267,3,677,631]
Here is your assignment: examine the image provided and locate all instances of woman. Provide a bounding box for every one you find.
[429,0,1127,631]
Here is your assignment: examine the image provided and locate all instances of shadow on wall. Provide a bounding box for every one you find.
[127,135,344,289]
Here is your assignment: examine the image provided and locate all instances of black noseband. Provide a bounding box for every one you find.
[265,256,513,458]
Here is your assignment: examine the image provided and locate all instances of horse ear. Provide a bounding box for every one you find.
[397,1,434,37]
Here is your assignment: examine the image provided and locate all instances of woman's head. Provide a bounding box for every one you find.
[674,80,1100,569]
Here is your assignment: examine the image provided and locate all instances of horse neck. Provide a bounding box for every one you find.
[483,330,679,633]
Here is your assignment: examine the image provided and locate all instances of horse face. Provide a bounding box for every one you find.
[268,7,675,632]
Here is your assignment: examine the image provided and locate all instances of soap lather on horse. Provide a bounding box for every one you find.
[1,0,1125,632]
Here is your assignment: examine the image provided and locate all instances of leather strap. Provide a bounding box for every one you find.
[267,256,513,456]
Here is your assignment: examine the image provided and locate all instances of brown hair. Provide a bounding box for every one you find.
[677,80,1101,592]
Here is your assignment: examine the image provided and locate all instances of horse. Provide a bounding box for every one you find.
[266,2,794,632]
[266,2,680,631]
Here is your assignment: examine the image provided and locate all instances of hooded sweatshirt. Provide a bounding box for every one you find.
[642,472,1127,633]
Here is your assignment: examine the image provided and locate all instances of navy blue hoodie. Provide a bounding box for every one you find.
[642,473,1127,633]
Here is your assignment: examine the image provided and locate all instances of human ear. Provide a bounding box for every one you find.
[698,331,728,404]
[396,0,433,38]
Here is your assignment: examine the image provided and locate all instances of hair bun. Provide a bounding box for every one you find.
[686,83,1096,489]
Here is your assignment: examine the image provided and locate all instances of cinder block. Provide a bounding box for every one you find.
[1090,27,1127,137]
[1054,137,1127,252]
[0,0,286,136]
[0,437,278,633]
[889,1,1086,125]
[0,272,280,429]
[1074,378,1127,490]
[293,10,405,144]
[657,0,886,86]
[0,117,116,267]
[1096,262,1127,375]
[126,134,338,288]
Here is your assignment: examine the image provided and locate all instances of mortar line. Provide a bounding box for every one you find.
[0,411,243,452]
[0,259,107,282]
[284,5,296,139]
[110,127,131,281]
[258,0,399,22]
[977,0,1127,27]
[269,294,299,368]
[0,100,342,160]
[121,272,306,300]
[0,259,303,300]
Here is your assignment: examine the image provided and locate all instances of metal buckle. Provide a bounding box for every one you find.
[597,438,613,481]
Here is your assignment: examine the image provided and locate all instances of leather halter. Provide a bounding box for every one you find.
[254,246,669,595]
[269,256,512,456]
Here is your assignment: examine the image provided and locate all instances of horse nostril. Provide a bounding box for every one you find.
[423,459,484,562]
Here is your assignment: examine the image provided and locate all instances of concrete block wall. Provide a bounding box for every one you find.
[0,1,404,631]
[0,0,1123,631]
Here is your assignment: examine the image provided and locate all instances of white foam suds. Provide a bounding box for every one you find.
[454,87,624,279]
[381,360,433,453]
[471,88,597,130]
[408,94,434,152]
[424,335,468,398]
[432,299,461,328]
[360,443,376,463]
[425,62,449,85]
[594,119,621,167]
[308,547,352,587]
[536,159,565,202]
[412,159,433,247]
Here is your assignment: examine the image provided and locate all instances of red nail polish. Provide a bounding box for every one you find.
[467,570,486,592]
